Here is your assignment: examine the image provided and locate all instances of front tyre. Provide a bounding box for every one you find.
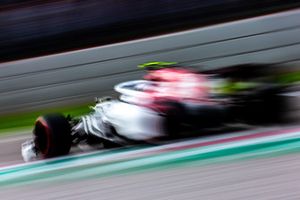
[34,114,72,158]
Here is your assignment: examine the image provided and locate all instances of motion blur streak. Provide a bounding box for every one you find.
[1,126,300,199]
[1,1,300,199]
[0,0,299,62]
[2,155,300,200]
[1,8,300,114]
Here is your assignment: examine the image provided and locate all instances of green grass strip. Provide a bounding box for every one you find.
[0,103,91,134]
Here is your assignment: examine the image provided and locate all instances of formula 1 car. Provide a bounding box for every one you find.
[21,62,288,162]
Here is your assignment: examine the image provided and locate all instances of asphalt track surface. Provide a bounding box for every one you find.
[0,133,30,167]
[2,154,300,200]
[1,125,300,199]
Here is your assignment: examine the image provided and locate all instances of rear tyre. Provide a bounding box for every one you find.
[161,101,186,138]
[233,86,286,124]
[34,114,72,158]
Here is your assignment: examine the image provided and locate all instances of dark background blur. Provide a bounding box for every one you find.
[0,0,300,63]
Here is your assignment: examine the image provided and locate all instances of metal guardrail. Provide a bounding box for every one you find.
[1,9,300,113]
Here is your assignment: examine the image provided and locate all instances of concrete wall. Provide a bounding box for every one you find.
[1,9,300,113]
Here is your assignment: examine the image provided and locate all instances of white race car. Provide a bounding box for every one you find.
[22,62,287,162]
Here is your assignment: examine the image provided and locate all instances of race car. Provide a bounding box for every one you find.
[21,62,288,162]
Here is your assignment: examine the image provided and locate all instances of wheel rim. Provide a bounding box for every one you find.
[34,117,51,157]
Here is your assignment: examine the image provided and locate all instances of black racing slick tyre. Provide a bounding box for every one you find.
[33,114,72,158]
[232,86,286,124]
[161,101,186,138]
